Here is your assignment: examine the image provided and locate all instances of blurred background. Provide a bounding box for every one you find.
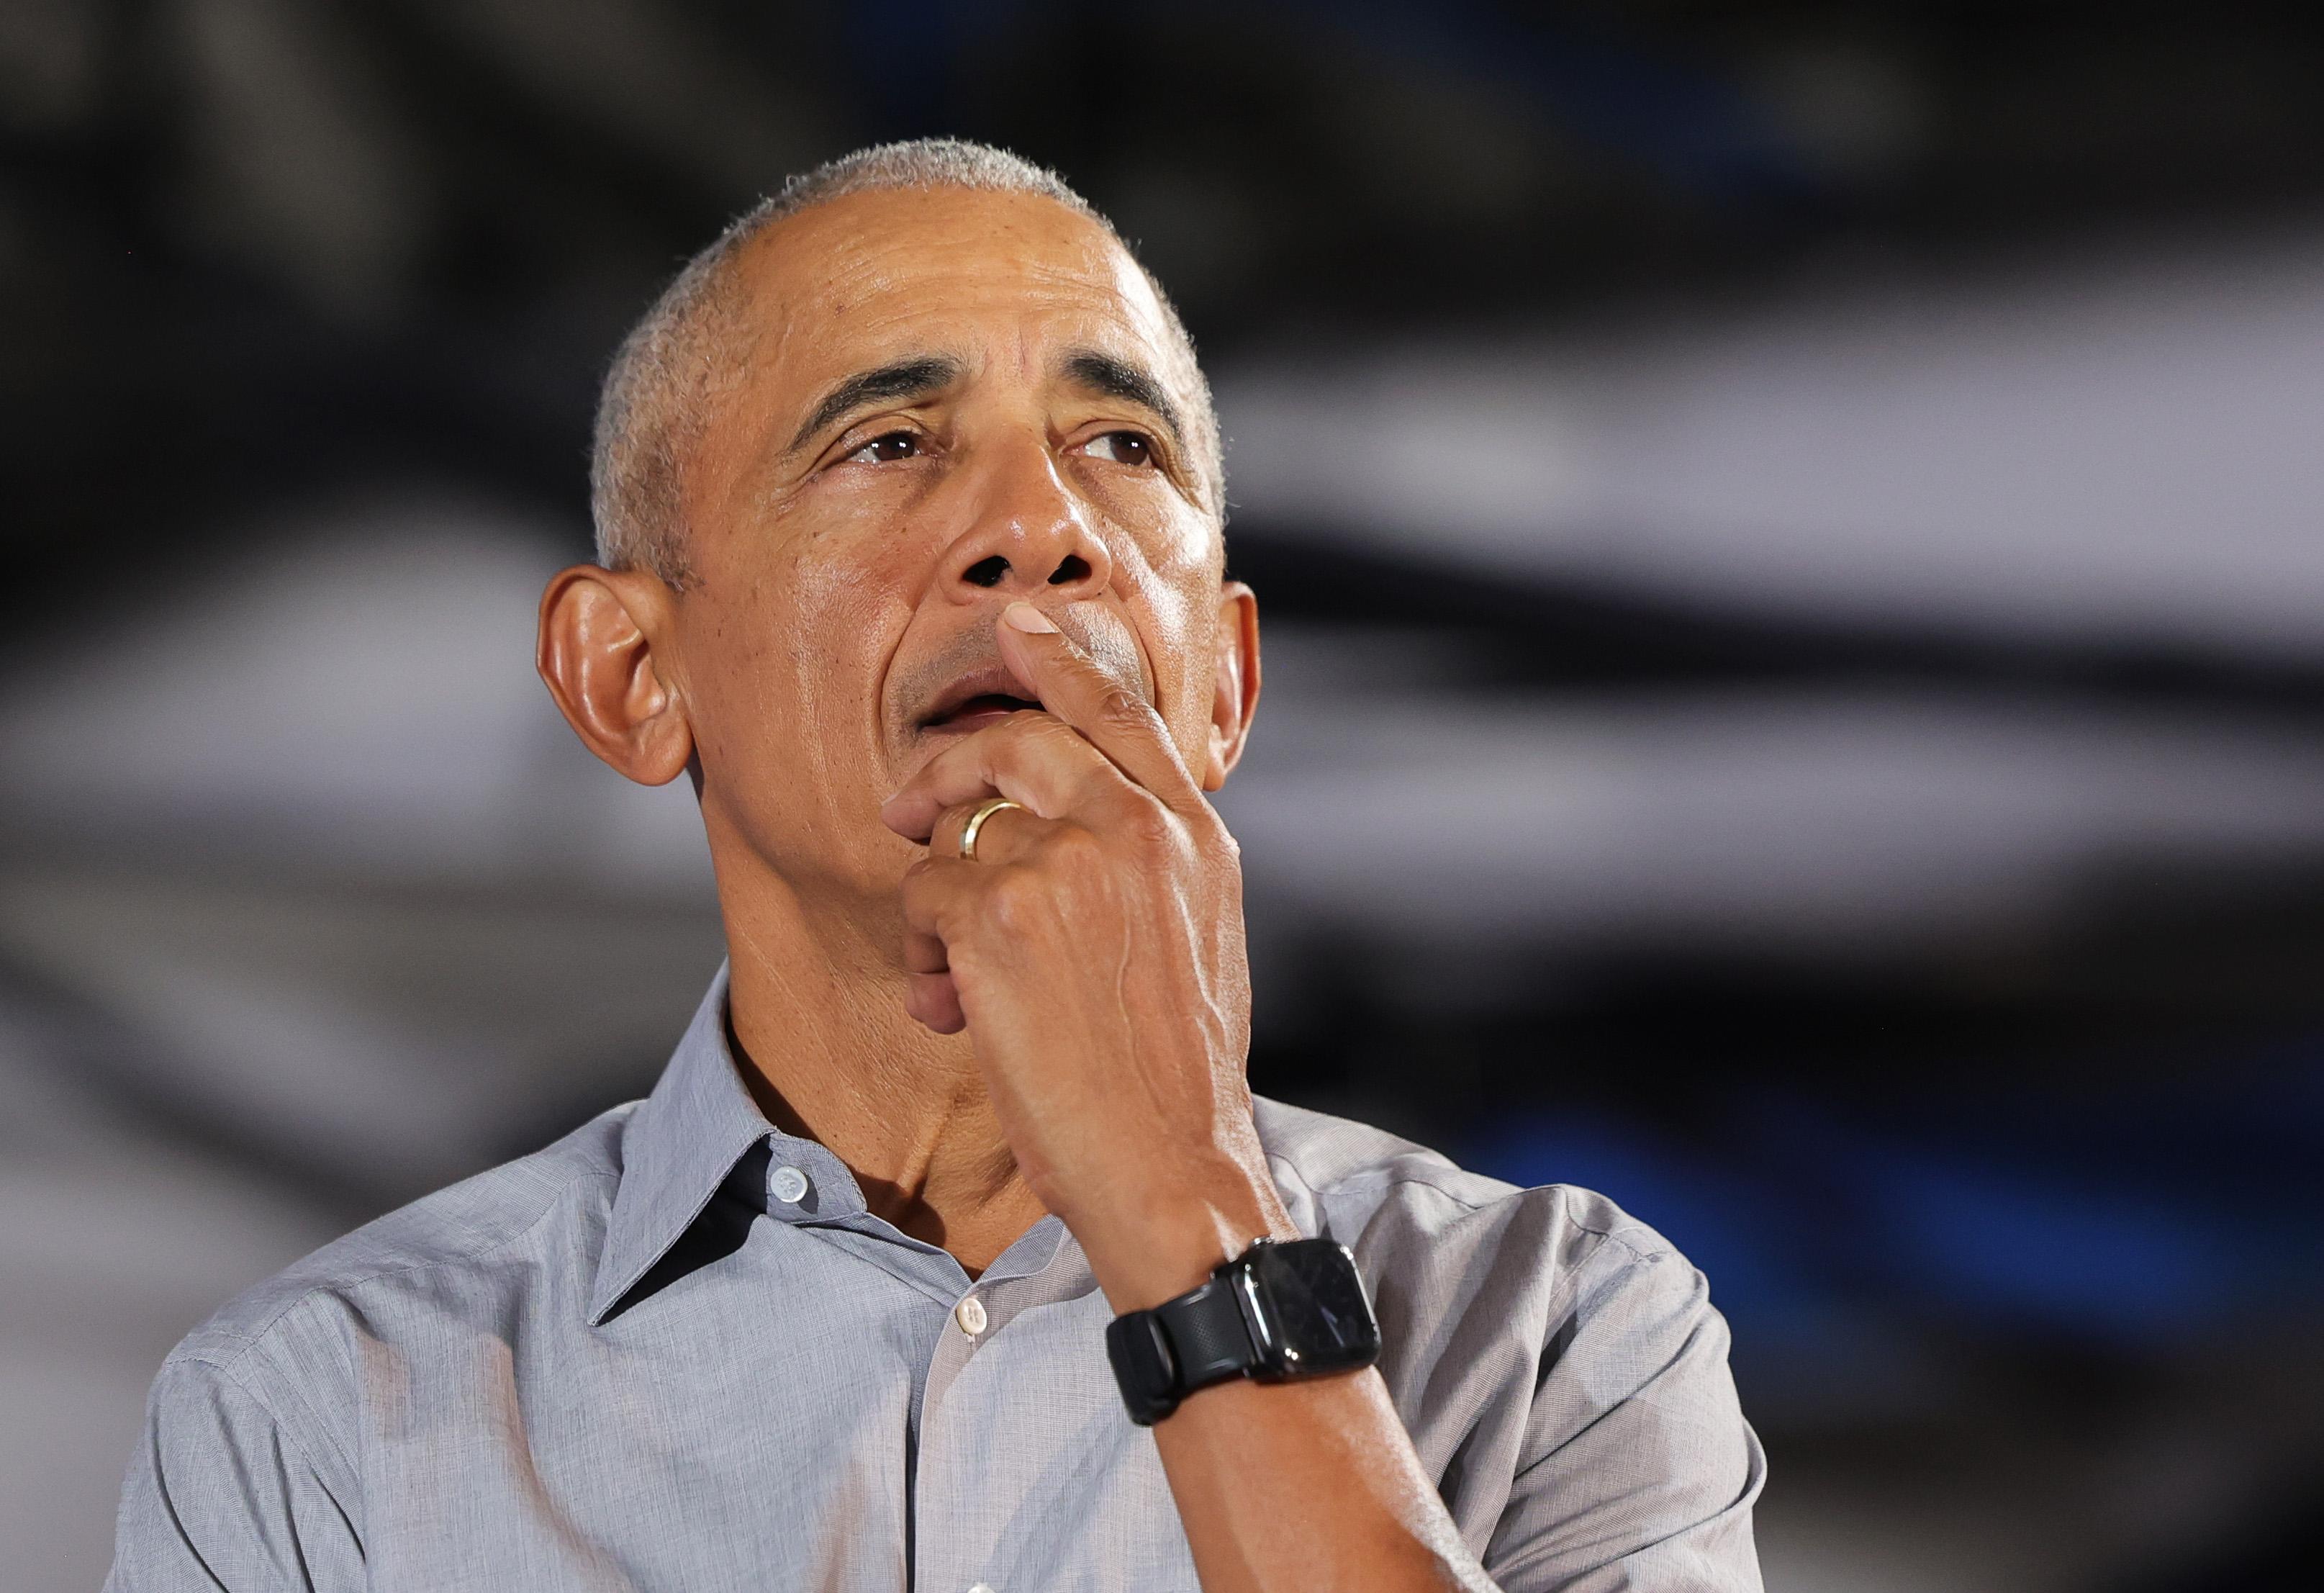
[4,2,2322,1588]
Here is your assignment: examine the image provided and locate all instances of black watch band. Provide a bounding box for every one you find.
[1106,1271,1252,1425]
[1105,1237,1380,1426]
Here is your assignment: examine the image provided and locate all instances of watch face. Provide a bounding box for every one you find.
[1244,1240,1381,1376]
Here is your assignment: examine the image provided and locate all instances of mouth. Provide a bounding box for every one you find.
[915,664,1044,736]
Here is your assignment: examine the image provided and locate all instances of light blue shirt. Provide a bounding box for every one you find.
[109,967,1763,1591]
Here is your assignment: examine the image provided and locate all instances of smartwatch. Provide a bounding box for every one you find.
[1104,1237,1381,1425]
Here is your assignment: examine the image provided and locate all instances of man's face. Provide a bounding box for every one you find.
[661,186,1240,901]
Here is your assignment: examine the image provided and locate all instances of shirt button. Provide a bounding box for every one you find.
[954,1294,988,1337]
[968,1584,997,1593]
[769,1165,810,1205]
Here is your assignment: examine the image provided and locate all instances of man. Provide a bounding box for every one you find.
[109,140,1763,1592]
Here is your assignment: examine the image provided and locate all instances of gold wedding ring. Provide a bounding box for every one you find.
[955,796,1024,862]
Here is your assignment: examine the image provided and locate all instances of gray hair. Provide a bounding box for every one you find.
[591,138,1221,585]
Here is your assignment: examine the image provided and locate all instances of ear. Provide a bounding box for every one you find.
[1199,580,1261,793]
[536,564,695,786]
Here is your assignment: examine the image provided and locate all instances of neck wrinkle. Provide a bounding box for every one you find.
[718,862,1046,1273]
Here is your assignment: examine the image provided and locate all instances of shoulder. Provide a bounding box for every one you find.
[1255,1098,1762,1574]
[132,1105,635,1535]
[1253,1093,1676,1281]
[1252,1094,1713,1400]
[165,1104,634,1383]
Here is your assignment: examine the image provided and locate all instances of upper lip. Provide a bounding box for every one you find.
[915,664,1043,728]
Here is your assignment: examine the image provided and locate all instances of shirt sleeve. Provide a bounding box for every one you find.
[107,1352,365,1593]
[1481,1231,1765,1593]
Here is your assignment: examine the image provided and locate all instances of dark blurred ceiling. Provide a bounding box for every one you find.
[6,2,2324,618]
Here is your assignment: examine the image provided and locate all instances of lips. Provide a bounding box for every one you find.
[915,663,1043,735]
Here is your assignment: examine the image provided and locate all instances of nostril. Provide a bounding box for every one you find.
[1047,554,1090,586]
[964,556,1008,588]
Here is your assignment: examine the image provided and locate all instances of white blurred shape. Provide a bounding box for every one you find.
[1223,629,2324,983]
[0,500,723,1196]
[1222,229,2324,658]
[0,499,711,891]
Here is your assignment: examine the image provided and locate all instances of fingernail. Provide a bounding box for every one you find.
[1001,602,1059,634]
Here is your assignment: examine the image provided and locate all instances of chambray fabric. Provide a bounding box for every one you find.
[109,967,1764,1592]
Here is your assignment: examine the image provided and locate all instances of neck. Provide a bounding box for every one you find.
[718,862,1047,1275]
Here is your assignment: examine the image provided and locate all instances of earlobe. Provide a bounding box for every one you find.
[536,565,695,787]
[1201,581,1262,793]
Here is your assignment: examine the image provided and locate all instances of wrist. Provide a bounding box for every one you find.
[1067,1158,1296,1313]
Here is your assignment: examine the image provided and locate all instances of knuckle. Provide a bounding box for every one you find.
[1190,803,1237,855]
[1111,793,1179,855]
[1096,687,1152,733]
[977,865,1046,934]
[1018,713,1075,759]
[1036,711,1085,746]
[1046,823,1108,872]
[900,859,939,908]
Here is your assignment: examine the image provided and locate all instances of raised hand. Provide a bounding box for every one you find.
[879,600,1289,1307]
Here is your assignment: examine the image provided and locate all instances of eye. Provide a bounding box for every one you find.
[842,430,923,464]
[1081,430,1154,467]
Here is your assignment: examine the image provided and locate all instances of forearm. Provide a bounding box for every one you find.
[1074,1169,1497,1593]
[1154,1368,1496,1593]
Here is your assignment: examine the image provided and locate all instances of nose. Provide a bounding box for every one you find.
[936,438,1113,604]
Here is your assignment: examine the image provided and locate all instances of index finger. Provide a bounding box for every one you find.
[994,602,1198,805]
[879,710,1131,844]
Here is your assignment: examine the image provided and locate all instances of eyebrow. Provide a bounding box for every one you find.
[786,354,964,455]
[1061,348,1185,448]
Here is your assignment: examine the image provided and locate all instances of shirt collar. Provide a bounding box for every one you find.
[589,964,869,1322]
[587,964,1086,1324]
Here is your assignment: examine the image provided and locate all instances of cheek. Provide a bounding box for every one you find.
[769,518,929,731]
[1108,515,1223,741]
[689,538,900,783]
[1090,474,1214,579]
[787,549,911,721]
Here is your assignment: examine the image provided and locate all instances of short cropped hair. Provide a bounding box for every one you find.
[591,138,1221,585]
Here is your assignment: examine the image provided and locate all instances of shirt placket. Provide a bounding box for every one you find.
[913,1225,1095,1593]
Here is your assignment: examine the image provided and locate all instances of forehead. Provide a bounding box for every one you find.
[723,186,1178,398]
